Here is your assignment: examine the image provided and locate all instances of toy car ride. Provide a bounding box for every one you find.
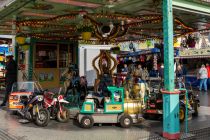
[77,86,144,128]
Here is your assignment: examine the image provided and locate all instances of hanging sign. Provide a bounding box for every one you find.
[118,40,157,51]
[179,48,210,57]
[138,40,155,50]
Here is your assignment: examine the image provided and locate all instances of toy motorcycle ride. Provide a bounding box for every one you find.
[18,92,50,127]
[44,89,70,123]
[143,80,199,122]
[179,87,200,119]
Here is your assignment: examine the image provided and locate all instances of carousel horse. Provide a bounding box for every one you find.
[62,65,87,106]
[61,67,74,95]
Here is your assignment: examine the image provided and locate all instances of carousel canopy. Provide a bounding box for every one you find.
[0,0,209,42]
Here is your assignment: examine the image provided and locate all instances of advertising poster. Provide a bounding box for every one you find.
[39,72,54,82]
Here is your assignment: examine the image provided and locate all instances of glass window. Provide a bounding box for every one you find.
[35,43,57,68]
[59,44,68,68]
[59,44,73,68]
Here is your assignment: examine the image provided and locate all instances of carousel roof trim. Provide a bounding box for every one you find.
[0,0,209,42]
[173,0,210,15]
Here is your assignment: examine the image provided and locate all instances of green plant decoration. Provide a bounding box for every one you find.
[110,47,120,54]
[77,21,93,33]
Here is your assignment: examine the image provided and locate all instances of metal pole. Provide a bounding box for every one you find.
[185,89,188,133]
[12,15,17,61]
[162,0,180,139]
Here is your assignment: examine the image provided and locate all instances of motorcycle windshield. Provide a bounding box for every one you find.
[11,82,40,93]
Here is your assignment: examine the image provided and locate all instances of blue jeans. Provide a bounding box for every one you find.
[177,77,184,89]
[199,78,207,91]
[208,78,210,88]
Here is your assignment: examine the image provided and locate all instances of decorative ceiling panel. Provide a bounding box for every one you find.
[0,0,209,42]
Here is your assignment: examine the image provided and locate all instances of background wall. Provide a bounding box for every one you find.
[79,45,116,87]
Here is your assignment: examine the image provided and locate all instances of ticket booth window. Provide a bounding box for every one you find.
[35,43,57,68]
[59,44,73,68]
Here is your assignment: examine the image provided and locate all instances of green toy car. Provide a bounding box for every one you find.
[77,86,143,128]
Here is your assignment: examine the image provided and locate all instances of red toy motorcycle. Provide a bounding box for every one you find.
[44,90,70,123]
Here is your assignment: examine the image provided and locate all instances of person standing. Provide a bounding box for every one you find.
[198,64,208,91]
[181,64,187,76]
[159,63,164,80]
[176,65,184,88]
[205,63,210,88]
[121,64,128,74]
[133,64,143,78]
[141,67,149,82]
[1,54,17,106]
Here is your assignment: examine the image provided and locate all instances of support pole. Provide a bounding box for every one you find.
[12,15,17,61]
[162,0,180,139]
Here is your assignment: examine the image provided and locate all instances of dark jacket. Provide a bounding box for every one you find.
[176,69,183,78]
[159,67,164,78]
[5,59,17,83]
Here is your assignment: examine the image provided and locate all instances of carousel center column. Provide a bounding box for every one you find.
[162,0,180,139]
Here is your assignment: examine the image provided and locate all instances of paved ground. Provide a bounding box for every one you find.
[0,90,210,140]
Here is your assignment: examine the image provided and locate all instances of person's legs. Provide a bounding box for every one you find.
[204,78,207,91]
[1,82,13,106]
[178,81,182,89]
[208,78,210,88]
[199,79,204,91]
[178,78,183,89]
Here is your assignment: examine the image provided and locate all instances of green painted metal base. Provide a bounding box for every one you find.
[163,0,180,138]
[163,93,180,135]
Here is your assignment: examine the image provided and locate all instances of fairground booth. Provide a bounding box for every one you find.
[175,33,210,87]
[16,38,78,89]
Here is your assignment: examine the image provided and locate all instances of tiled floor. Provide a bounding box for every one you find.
[0,90,210,140]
